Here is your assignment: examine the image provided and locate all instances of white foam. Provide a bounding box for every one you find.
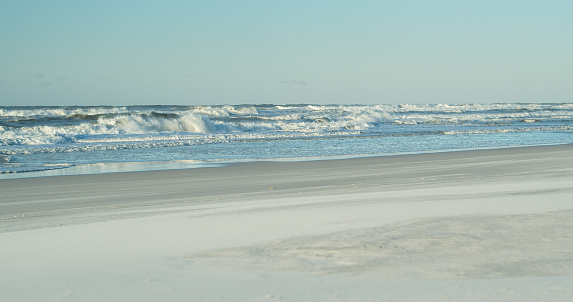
[1,104,572,168]
[0,106,129,118]
[98,112,216,133]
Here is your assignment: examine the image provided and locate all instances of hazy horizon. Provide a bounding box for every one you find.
[1,1,572,106]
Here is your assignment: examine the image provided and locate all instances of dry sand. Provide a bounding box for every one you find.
[1,144,573,301]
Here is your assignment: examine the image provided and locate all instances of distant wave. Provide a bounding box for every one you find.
[1,103,572,148]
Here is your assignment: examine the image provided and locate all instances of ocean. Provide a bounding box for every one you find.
[1,103,572,178]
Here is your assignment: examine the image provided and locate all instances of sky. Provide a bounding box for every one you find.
[1,0,572,106]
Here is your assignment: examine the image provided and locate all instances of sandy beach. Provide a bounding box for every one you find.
[1,144,573,301]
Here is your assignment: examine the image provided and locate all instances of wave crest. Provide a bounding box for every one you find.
[0,112,217,146]
[99,112,216,133]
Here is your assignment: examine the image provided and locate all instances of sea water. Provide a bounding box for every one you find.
[1,103,572,178]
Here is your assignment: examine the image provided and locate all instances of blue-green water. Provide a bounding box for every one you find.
[1,103,572,177]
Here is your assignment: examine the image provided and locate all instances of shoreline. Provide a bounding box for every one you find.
[2,143,572,233]
[2,142,572,180]
[1,143,573,301]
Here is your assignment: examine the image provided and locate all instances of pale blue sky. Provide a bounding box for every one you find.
[1,0,572,105]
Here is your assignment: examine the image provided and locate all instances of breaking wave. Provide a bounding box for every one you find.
[1,102,572,149]
[2,103,573,176]
[98,112,216,133]
[0,112,217,146]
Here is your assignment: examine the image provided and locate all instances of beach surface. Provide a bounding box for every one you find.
[1,145,573,301]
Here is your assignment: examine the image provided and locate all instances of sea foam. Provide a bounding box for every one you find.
[1,103,572,175]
